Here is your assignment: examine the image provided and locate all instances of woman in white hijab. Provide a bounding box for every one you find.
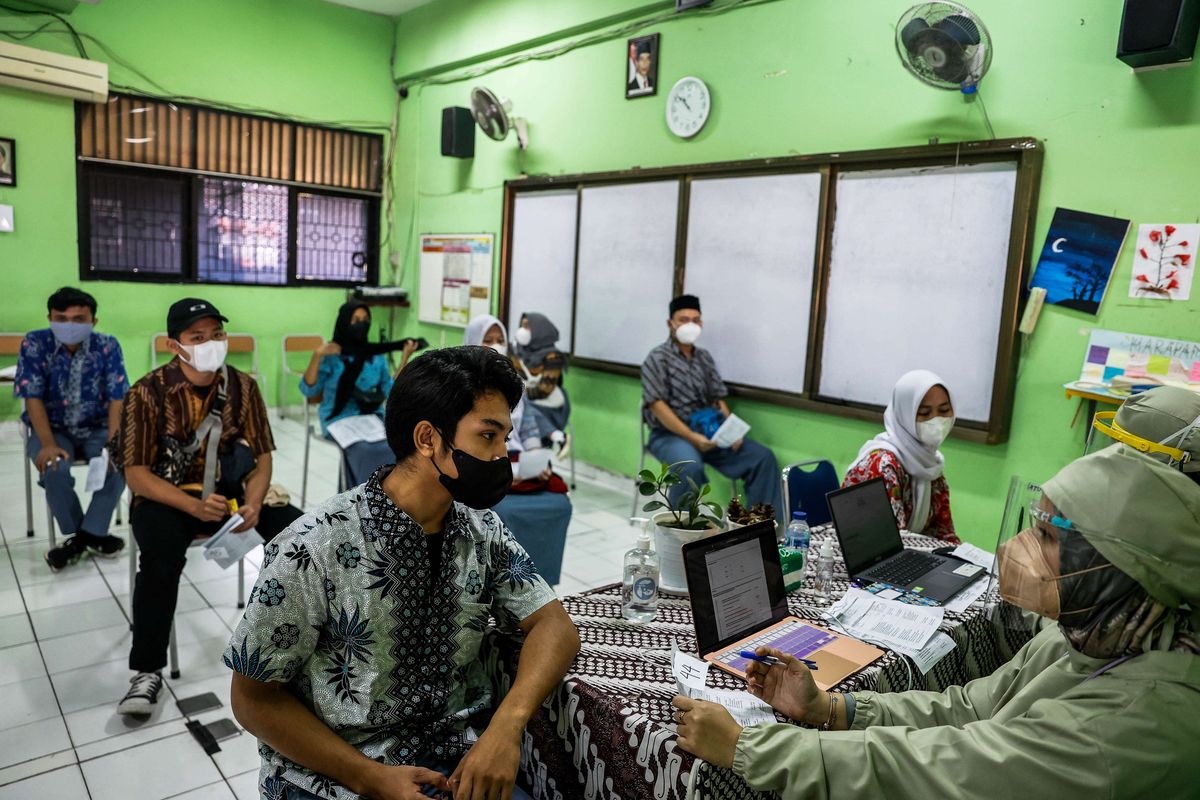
[841,369,959,543]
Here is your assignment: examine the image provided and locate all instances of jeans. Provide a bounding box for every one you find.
[128,499,303,672]
[343,439,395,486]
[647,429,784,523]
[27,426,125,537]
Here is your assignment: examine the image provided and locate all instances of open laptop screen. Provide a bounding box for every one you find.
[825,477,904,575]
[683,521,788,657]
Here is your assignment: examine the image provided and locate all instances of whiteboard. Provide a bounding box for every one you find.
[818,163,1018,423]
[684,172,822,394]
[574,181,679,365]
[418,234,494,328]
[506,190,577,350]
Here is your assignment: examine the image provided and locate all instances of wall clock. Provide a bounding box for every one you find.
[665,76,711,139]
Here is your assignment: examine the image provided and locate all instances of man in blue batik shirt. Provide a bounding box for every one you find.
[14,287,129,570]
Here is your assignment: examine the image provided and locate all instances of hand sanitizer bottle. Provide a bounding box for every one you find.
[622,519,659,623]
[814,539,836,601]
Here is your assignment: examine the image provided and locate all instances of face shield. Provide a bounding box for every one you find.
[990,477,1120,632]
[1087,410,1199,476]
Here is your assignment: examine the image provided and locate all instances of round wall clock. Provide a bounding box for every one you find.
[665,76,711,139]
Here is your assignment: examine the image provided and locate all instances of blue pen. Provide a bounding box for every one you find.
[738,651,818,670]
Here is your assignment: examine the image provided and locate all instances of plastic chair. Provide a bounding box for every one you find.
[151,332,266,397]
[128,530,246,679]
[781,459,841,527]
[280,335,324,507]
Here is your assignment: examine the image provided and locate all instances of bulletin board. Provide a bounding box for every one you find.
[418,233,494,327]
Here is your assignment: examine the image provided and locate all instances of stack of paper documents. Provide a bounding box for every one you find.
[203,514,264,570]
[824,589,956,674]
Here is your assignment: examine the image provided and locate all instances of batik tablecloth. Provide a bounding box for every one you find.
[503,526,1032,800]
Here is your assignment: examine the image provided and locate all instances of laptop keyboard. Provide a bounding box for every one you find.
[863,549,940,587]
[717,621,839,672]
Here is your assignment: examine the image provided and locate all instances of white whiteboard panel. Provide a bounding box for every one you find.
[506,190,578,351]
[684,172,822,394]
[819,163,1018,423]
[574,181,679,365]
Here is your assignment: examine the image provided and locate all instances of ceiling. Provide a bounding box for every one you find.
[321,0,440,17]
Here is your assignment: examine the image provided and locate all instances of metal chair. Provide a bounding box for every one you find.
[280,335,324,507]
[152,332,266,397]
[781,459,841,527]
[128,529,246,679]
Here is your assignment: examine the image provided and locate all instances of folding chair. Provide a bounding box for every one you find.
[781,459,841,527]
[128,530,246,679]
[280,335,324,507]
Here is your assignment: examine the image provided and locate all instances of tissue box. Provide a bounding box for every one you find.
[780,547,806,594]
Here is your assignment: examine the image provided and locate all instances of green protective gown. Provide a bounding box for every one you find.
[731,624,1200,798]
[731,442,1200,799]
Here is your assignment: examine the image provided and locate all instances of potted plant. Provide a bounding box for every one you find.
[636,461,726,594]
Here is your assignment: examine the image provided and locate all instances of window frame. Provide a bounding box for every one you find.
[74,96,382,289]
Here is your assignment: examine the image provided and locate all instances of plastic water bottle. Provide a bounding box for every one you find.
[814,539,836,601]
[622,520,659,623]
[785,511,811,551]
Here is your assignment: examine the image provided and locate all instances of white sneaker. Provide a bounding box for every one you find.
[117,671,163,716]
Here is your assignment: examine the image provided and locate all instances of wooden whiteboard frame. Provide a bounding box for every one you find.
[499,138,1043,444]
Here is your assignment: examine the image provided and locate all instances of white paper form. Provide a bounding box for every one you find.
[825,588,943,656]
[517,448,552,479]
[952,543,996,574]
[203,514,264,570]
[943,577,990,614]
[85,448,110,492]
[711,413,751,449]
[326,414,387,449]
[670,641,777,726]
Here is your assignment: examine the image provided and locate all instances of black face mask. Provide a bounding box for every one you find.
[348,320,370,343]
[430,436,512,510]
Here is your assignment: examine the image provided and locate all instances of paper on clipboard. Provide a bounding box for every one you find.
[516,448,552,480]
[85,448,110,492]
[711,413,751,449]
[203,514,264,570]
[326,414,387,449]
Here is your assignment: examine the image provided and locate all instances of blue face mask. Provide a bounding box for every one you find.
[50,321,94,346]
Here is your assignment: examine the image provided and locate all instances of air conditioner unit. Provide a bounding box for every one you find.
[0,41,108,103]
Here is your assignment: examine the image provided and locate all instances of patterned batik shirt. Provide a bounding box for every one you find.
[13,329,128,435]
[640,337,728,428]
[842,449,960,544]
[224,465,556,800]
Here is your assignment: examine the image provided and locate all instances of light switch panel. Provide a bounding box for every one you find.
[0,204,12,233]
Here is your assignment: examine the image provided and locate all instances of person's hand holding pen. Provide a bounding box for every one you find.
[743,646,827,725]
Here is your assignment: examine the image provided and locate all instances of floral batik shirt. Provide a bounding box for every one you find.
[842,449,960,544]
[224,466,556,799]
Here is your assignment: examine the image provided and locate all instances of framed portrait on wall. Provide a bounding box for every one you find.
[0,138,14,187]
[626,33,659,99]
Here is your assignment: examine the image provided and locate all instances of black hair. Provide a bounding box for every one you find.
[47,287,97,315]
[385,345,524,462]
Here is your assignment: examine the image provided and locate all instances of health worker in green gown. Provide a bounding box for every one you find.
[672,385,1200,799]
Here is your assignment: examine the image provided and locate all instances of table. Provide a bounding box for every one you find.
[501,526,1033,800]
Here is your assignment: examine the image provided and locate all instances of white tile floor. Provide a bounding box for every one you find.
[0,411,636,799]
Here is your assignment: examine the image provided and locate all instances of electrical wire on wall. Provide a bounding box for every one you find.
[394,0,785,92]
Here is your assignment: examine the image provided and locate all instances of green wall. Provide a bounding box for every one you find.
[0,0,396,415]
[387,0,1200,547]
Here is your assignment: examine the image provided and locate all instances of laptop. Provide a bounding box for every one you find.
[825,477,985,604]
[682,520,884,689]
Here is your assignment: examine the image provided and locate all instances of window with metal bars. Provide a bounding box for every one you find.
[75,93,382,287]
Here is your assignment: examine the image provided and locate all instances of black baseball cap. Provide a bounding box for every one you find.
[167,298,228,339]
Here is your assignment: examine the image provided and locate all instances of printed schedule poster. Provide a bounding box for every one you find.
[418,234,494,327]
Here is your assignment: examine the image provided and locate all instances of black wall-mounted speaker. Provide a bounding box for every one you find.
[1117,0,1200,68]
[441,106,475,159]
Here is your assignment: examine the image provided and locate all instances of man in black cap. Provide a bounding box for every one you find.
[113,298,302,716]
[641,294,783,521]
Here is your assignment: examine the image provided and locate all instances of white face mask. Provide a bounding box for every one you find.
[916,415,955,446]
[179,339,228,373]
[514,327,532,347]
[674,322,702,345]
[487,342,508,356]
